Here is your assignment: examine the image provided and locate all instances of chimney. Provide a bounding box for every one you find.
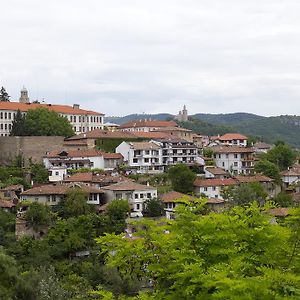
[73,104,80,109]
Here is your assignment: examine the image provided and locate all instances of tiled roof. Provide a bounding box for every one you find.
[131,131,172,139]
[102,181,156,191]
[66,129,137,140]
[219,133,248,140]
[212,146,255,154]
[268,208,290,217]
[119,120,178,129]
[205,166,228,176]
[45,149,122,159]
[235,175,273,183]
[64,172,93,182]
[160,191,197,203]
[206,198,225,204]
[2,184,24,191]
[254,142,272,149]
[129,142,160,150]
[0,101,103,115]
[194,178,238,187]
[152,126,192,132]
[0,199,16,208]
[280,169,300,176]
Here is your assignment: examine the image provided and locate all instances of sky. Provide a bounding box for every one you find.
[1,0,300,117]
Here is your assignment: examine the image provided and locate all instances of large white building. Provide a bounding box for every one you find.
[0,88,104,136]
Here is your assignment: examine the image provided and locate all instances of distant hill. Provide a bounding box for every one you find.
[106,112,300,148]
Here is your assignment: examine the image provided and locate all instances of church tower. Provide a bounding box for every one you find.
[19,87,30,103]
[182,105,188,122]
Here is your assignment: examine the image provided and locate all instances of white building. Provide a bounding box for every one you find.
[0,88,104,136]
[194,178,238,200]
[43,149,123,174]
[118,119,178,132]
[219,133,248,147]
[212,146,255,175]
[116,141,163,174]
[281,168,300,188]
[102,181,157,217]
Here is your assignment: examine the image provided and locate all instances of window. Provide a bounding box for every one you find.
[70,116,73,122]
[0,112,2,119]
[0,124,3,130]
[74,126,76,132]
[4,124,7,130]
[4,112,7,119]
[140,193,144,198]
[133,158,138,163]
[136,203,140,210]
[147,193,151,198]
[94,194,98,201]
[222,162,225,167]
[73,116,76,122]
[46,196,50,202]
[135,194,138,199]
[204,187,208,191]
[8,112,11,119]
[79,116,81,122]
[234,154,238,159]
[144,158,149,163]
[145,150,150,155]
[52,195,56,202]
[8,124,11,130]
[226,154,229,158]
[116,193,122,200]
[55,171,59,176]
[234,162,238,167]
[212,187,216,191]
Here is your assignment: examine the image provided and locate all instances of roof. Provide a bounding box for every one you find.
[66,129,137,140]
[0,199,16,208]
[194,178,238,187]
[206,198,225,204]
[45,149,122,159]
[268,208,290,217]
[119,119,178,129]
[21,184,104,196]
[254,142,272,149]
[129,142,160,150]
[131,131,172,139]
[219,133,248,141]
[205,166,228,176]
[211,146,255,154]
[152,126,192,132]
[102,181,156,191]
[160,191,197,203]
[235,175,273,183]
[280,169,300,176]
[2,184,24,191]
[0,101,103,116]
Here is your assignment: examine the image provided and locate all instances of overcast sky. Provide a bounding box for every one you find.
[1,0,300,117]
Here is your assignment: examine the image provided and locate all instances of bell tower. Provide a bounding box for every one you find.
[19,87,30,103]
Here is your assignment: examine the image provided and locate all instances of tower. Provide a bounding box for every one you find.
[182,105,188,122]
[19,87,30,103]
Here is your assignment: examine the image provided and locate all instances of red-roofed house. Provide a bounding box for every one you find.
[119,119,178,132]
[219,133,248,147]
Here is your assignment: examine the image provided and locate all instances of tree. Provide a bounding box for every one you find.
[168,164,196,194]
[0,87,10,102]
[106,200,130,234]
[21,108,74,137]
[255,159,281,182]
[97,204,300,299]
[25,202,52,229]
[273,192,293,207]
[30,163,49,184]
[58,188,93,219]
[10,110,26,136]
[142,198,165,217]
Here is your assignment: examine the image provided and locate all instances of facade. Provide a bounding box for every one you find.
[281,168,300,188]
[102,181,157,217]
[212,146,255,175]
[219,133,248,147]
[194,178,238,199]
[119,119,178,132]
[43,149,123,173]
[116,141,163,174]
[0,88,104,136]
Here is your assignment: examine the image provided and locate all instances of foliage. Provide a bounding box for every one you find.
[30,163,49,184]
[273,192,294,207]
[168,164,196,194]
[96,138,143,153]
[106,200,130,234]
[25,202,52,228]
[255,159,281,182]
[142,198,165,217]
[223,182,268,206]
[97,204,300,299]
[0,211,15,246]
[58,187,94,219]
[202,148,214,158]
[17,108,74,137]
[0,86,10,102]
[10,109,26,136]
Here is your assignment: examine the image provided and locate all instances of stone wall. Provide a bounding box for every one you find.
[0,136,65,166]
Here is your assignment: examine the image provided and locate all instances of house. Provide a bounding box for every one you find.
[194,178,238,200]
[219,133,248,147]
[253,142,273,153]
[116,141,163,174]
[20,183,105,206]
[103,122,120,131]
[0,199,16,212]
[281,166,300,188]
[118,119,178,132]
[204,166,229,179]
[160,191,197,219]
[43,149,123,174]
[0,88,104,136]
[212,146,256,175]
[102,181,157,217]
[152,126,194,142]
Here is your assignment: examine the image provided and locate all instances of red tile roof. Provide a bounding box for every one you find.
[219,133,248,141]
[119,119,178,129]
[160,191,197,203]
[66,129,137,140]
[206,198,225,204]
[131,131,172,139]
[212,146,255,154]
[102,181,155,191]
[45,149,122,159]
[280,169,300,176]
[194,178,238,187]
[205,167,228,176]
[0,199,16,208]
[0,101,103,115]
[235,175,273,183]
[268,208,290,217]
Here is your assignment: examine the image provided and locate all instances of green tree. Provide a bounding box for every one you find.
[22,108,74,137]
[97,204,300,299]
[168,164,196,193]
[0,86,10,102]
[255,159,281,182]
[142,198,165,217]
[30,163,49,184]
[58,188,93,219]
[273,192,293,207]
[106,200,129,234]
[25,202,52,229]
[10,110,25,136]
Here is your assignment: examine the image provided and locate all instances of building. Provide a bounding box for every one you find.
[219,133,248,147]
[0,88,104,136]
[174,105,188,122]
[20,184,105,206]
[152,126,194,142]
[212,146,255,175]
[116,141,163,174]
[253,142,273,154]
[204,166,229,179]
[281,166,300,188]
[119,119,178,132]
[103,122,120,131]
[102,181,157,217]
[194,178,238,199]
[43,149,123,176]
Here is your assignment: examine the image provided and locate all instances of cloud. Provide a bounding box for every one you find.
[0,0,300,116]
